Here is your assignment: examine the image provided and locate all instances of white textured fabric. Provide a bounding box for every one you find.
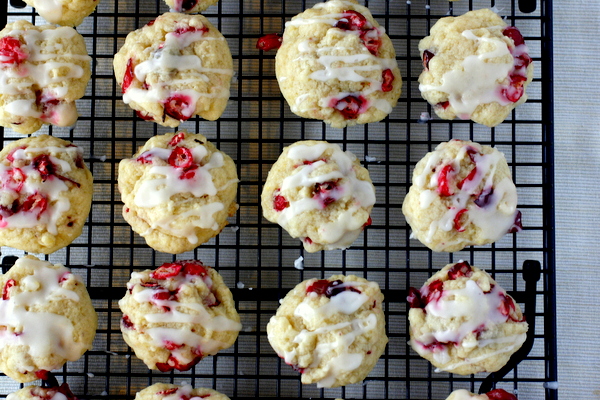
[554,1,600,398]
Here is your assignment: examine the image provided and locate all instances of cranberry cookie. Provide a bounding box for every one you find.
[275,0,402,128]
[135,384,230,400]
[407,262,528,375]
[0,21,91,134]
[114,13,233,127]
[118,132,238,254]
[0,135,93,254]
[261,140,375,252]
[267,275,387,388]
[23,0,99,27]
[0,255,97,382]
[119,260,241,372]
[7,384,78,400]
[445,389,518,400]
[418,9,533,127]
[402,140,522,253]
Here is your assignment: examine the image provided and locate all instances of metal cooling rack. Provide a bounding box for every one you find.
[0,0,556,399]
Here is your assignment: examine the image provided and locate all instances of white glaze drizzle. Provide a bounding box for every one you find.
[294,282,371,322]
[31,0,65,24]
[124,271,241,358]
[0,257,86,368]
[161,385,206,400]
[130,144,236,243]
[122,27,232,112]
[412,142,519,245]
[276,143,375,249]
[0,145,82,234]
[0,27,89,125]
[419,28,516,118]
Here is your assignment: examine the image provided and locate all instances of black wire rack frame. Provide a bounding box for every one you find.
[0,0,556,399]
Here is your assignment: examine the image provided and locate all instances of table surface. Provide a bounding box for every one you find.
[553,1,600,398]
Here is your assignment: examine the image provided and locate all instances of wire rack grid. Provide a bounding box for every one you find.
[0,0,556,399]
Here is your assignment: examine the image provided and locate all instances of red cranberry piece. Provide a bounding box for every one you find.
[163,355,202,371]
[56,383,77,400]
[360,29,381,55]
[424,279,444,304]
[122,58,135,94]
[363,216,372,227]
[437,100,450,110]
[203,292,220,307]
[437,164,454,196]
[290,363,305,374]
[145,19,156,27]
[515,54,532,69]
[304,237,313,245]
[32,154,55,181]
[498,292,523,322]
[136,110,154,121]
[422,339,452,352]
[273,190,289,212]
[34,370,50,380]
[335,10,369,31]
[180,165,197,179]
[20,193,48,218]
[173,26,208,37]
[136,153,153,164]
[474,187,495,208]
[503,84,525,103]
[422,50,434,70]
[164,340,183,350]
[508,210,523,233]
[330,95,366,119]
[182,260,208,276]
[6,146,25,163]
[465,147,479,162]
[313,180,338,208]
[181,0,199,11]
[0,37,28,65]
[156,389,179,396]
[306,279,331,296]
[169,132,186,147]
[6,168,25,192]
[151,263,183,279]
[502,26,525,47]
[155,362,173,372]
[381,69,394,92]
[306,279,360,298]
[163,94,193,121]
[2,279,15,300]
[256,33,283,51]
[406,287,425,308]
[453,209,468,232]
[121,315,135,329]
[168,147,194,169]
[153,290,178,302]
[140,281,159,288]
[447,261,472,280]
[457,167,477,190]
[486,389,518,400]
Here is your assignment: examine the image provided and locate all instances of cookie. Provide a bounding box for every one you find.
[23,0,99,27]
[0,21,91,134]
[118,131,238,254]
[164,0,219,14]
[275,0,402,128]
[119,260,241,372]
[114,12,233,127]
[407,261,528,375]
[418,9,534,127]
[445,389,518,400]
[267,275,387,388]
[0,135,94,254]
[261,140,375,252]
[0,255,97,383]
[135,384,230,400]
[402,140,522,253]
[7,383,78,400]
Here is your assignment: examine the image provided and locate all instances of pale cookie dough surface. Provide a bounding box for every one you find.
[407,262,528,375]
[118,131,238,254]
[114,12,233,127]
[7,383,78,400]
[418,9,534,127]
[164,0,219,14]
[0,255,97,383]
[276,0,402,128]
[261,140,375,252]
[23,0,99,27]
[135,383,230,400]
[445,389,518,400]
[119,260,241,372]
[0,21,91,134]
[0,135,94,254]
[267,275,387,388]
[402,139,522,253]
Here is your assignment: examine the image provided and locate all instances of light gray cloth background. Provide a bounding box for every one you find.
[554,1,600,398]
